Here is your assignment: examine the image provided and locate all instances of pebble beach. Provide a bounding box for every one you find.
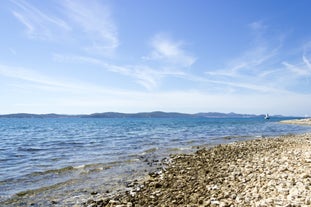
[84,119,311,207]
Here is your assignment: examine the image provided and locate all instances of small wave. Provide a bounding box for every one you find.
[218,135,253,140]
[167,146,193,153]
[0,176,80,205]
[17,147,46,152]
[81,163,113,172]
[0,162,121,204]
[141,147,158,154]
[73,165,85,169]
[30,166,76,177]
[26,163,117,178]
[14,179,77,198]
[74,161,141,175]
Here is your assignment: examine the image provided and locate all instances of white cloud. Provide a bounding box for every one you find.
[52,54,102,65]
[0,64,76,90]
[249,21,267,32]
[11,0,70,40]
[185,73,288,94]
[205,43,280,81]
[0,64,138,95]
[144,33,196,67]
[2,81,310,116]
[282,61,311,76]
[204,45,281,93]
[11,0,118,56]
[53,49,287,93]
[125,65,186,90]
[53,54,186,90]
[61,0,119,56]
[203,21,297,94]
[248,20,271,45]
[1,63,311,116]
[303,55,311,69]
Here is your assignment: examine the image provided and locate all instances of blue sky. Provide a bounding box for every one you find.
[1,0,311,116]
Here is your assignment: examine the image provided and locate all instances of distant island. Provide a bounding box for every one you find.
[0,111,287,118]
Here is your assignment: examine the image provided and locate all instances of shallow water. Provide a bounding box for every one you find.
[0,117,310,206]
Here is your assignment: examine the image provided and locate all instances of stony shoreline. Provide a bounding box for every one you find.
[280,118,311,126]
[82,132,311,207]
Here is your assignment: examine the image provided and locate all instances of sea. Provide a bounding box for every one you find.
[0,117,311,206]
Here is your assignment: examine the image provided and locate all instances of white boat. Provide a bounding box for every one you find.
[264,114,270,120]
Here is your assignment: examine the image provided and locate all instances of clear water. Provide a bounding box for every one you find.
[0,117,310,206]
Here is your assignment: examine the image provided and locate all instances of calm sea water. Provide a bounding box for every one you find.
[0,117,310,206]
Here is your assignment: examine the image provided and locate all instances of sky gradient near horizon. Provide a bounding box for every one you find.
[1,0,311,116]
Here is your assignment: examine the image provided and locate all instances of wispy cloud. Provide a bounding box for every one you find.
[206,45,279,79]
[249,21,267,31]
[303,55,311,69]
[203,21,292,93]
[204,45,282,94]
[11,0,70,40]
[11,1,192,90]
[282,61,311,76]
[10,0,118,56]
[212,20,281,79]
[0,64,75,90]
[204,41,311,94]
[60,0,119,56]
[0,64,137,95]
[248,20,268,40]
[143,33,196,67]
[53,54,185,90]
[62,52,285,93]
[2,63,311,115]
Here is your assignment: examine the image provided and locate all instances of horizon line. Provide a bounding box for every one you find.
[0,111,293,117]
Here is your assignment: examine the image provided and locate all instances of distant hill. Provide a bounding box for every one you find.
[195,112,258,118]
[0,111,277,118]
[0,113,76,118]
[85,111,194,118]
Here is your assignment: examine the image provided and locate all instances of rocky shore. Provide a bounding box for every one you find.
[83,133,311,207]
